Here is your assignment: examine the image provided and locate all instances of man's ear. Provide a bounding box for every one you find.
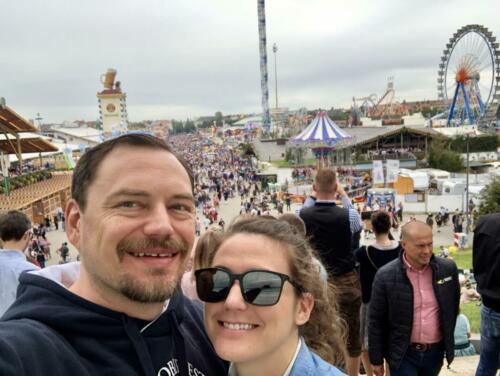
[65,199,82,250]
[295,292,314,326]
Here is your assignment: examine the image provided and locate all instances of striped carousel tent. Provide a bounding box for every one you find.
[290,111,352,147]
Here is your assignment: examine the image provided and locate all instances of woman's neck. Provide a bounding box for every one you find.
[234,337,300,376]
[374,234,392,247]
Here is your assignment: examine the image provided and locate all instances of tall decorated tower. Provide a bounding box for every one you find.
[97,68,128,136]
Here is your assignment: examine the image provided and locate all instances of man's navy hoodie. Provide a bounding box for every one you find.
[0,263,227,376]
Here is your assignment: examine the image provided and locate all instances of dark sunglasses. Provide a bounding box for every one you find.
[195,267,303,306]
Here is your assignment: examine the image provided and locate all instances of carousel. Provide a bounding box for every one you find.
[290,111,352,167]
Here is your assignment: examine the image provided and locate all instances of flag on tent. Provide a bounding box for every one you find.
[386,160,400,183]
[372,160,384,185]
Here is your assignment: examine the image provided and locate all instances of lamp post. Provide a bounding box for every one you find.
[272,43,278,110]
[465,130,470,234]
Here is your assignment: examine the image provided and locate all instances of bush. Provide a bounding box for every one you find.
[477,175,500,217]
[428,139,463,172]
[450,134,499,153]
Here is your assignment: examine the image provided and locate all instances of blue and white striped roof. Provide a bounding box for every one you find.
[290,112,352,147]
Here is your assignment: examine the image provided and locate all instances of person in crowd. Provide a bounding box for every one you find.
[425,213,434,231]
[460,279,481,304]
[354,211,401,376]
[0,134,227,375]
[439,245,449,258]
[369,221,460,376]
[34,235,47,268]
[300,168,363,376]
[0,211,38,316]
[196,217,347,375]
[396,202,403,223]
[453,312,476,357]
[52,214,59,230]
[181,228,223,301]
[473,212,500,375]
[57,242,70,264]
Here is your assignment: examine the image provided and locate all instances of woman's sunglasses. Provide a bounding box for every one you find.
[195,267,303,306]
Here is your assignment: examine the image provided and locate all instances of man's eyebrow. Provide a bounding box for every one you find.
[171,193,196,203]
[105,190,195,203]
[105,189,150,201]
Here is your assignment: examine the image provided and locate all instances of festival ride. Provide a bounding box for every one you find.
[437,24,500,130]
[289,111,353,168]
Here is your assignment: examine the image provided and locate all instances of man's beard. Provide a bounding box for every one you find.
[87,237,189,304]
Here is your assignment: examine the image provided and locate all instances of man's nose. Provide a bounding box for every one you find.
[143,206,174,238]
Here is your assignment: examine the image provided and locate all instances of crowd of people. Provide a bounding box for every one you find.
[0,132,498,375]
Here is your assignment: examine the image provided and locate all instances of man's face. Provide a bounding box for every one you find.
[67,146,195,303]
[402,226,433,270]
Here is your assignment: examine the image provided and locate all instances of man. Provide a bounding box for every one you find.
[300,168,363,376]
[369,221,460,376]
[0,210,38,316]
[473,212,500,375]
[0,135,227,375]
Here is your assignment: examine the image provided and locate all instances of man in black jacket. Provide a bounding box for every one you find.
[369,221,459,376]
[0,135,227,376]
[473,212,500,375]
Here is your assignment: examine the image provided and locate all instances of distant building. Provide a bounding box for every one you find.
[44,127,101,147]
[97,68,128,136]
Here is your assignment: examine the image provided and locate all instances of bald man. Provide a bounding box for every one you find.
[368,221,459,376]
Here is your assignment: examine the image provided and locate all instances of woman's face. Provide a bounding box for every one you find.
[204,233,312,366]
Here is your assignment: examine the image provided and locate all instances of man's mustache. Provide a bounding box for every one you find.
[117,238,188,259]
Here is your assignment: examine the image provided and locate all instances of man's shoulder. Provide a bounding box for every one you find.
[0,318,62,355]
[376,258,402,277]
[432,256,458,272]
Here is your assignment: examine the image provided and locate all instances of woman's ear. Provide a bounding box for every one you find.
[295,292,314,326]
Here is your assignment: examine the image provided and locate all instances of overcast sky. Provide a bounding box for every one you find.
[1,0,499,122]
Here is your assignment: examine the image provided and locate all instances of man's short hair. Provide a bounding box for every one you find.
[401,220,431,241]
[314,168,337,194]
[371,211,391,235]
[0,210,31,242]
[71,134,193,211]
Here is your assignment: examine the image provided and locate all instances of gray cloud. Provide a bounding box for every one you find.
[1,0,498,122]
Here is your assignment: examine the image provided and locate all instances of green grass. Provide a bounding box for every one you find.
[434,247,472,270]
[434,248,480,333]
[460,302,481,333]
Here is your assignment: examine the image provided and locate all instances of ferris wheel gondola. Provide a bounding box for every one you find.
[437,24,500,130]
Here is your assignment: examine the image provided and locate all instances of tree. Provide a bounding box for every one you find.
[428,139,463,172]
[184,119,196,133]
[215,111,223,127]
[477,176,500,217]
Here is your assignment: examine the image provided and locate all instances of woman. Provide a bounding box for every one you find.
[196,217,346,375]
[453,312,476,357]
[354,211,401,376]
[181,229,223,300]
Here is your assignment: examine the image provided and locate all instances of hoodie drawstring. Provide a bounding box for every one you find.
[122,316,157,376]
[168,313,189,376]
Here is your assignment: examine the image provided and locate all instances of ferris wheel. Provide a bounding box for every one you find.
[437,24,500,128]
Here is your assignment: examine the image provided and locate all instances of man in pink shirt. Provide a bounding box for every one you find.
[369,221,460,376]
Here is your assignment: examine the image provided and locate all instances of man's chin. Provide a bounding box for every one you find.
[118,275,179,303]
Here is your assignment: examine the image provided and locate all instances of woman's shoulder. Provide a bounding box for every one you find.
[290,341,346,376]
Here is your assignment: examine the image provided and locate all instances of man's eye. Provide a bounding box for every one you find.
[171,204,193,212]
[120,201,139,208]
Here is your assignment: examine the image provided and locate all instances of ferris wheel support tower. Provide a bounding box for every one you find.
[257,0,271,134]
